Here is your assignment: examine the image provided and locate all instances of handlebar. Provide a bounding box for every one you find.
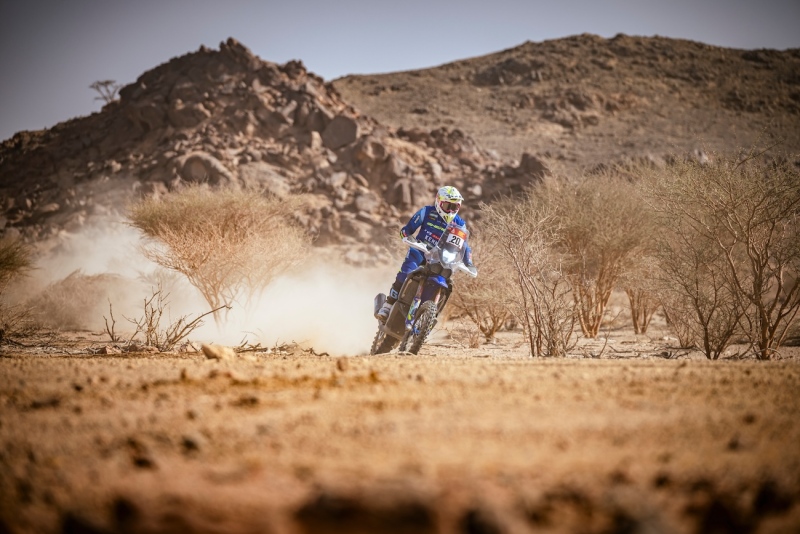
[458,263,479,278]
[402,235,431,254]
[402,236,478,278]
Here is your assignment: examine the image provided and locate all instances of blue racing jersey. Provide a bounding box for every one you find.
[400,206,472,264]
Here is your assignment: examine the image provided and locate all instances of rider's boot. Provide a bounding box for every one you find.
[377,287,400,322]
[376,300,392,321]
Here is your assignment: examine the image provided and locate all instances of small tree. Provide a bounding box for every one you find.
[535,171,655,338]
[643,150,800,359]
[128,185,311,323]
[90,80,121,105]
[620,253,661,335]
[653,226,743,359]
[482,196,578,357]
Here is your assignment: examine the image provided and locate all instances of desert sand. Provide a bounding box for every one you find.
[2,319,799,534]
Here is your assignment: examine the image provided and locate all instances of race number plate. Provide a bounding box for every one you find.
[446,229,466,249]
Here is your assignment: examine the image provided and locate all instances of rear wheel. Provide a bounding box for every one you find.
[370,327,398,355]
[408,301,438,355]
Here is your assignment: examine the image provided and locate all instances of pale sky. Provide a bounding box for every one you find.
[1,0,798,142]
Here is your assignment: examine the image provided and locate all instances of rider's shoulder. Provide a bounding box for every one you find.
[422,205,437,216]
[454,214,467,226]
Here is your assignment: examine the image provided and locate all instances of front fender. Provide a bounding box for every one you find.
[428,274,449,289]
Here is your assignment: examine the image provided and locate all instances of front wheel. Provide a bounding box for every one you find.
[398,331,410,352]
[407,301,438,355]
[370,327,398,355]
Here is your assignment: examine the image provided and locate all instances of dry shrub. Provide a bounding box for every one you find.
[0,302,40,339]
[482,196,578,357]
[0,236,36,339]
[535,170,655,338]
[26,270,132,331]
[449,229,514,342]
[619,254,661,335]
[654,230,742,358]
[114,283,222,351]
[128,185,311,323]
[643,150,800,359]
[0,236,34,294]
[444,323,483,350]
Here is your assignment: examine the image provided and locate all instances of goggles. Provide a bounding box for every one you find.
[439,201,461,213]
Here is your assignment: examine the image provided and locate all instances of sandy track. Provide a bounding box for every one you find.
[2,334,799,533]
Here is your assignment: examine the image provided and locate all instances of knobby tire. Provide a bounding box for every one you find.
[370,327,398,355]
[408,301,438,355]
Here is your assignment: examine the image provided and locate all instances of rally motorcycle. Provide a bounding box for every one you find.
[371,221,478,355]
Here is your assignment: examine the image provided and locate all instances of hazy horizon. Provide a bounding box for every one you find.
[1,0,799,142]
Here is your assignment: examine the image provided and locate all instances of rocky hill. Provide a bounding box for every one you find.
[0,39,522,259]
[1,34,798,258]
[334,33,800,169]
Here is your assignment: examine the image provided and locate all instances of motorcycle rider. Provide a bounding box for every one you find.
[376,185,473,321]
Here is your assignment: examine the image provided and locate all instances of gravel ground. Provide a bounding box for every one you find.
[1,325,799,534]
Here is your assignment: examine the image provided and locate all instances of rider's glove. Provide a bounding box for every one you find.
[400,228,409,239]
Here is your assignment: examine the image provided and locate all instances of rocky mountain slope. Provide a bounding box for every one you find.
[0,39,523,258]
[334,33,800,170]
[1,34,798,256]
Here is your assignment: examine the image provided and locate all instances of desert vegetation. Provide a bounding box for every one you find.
[464,149,799,361]
[643,151,800,359]
[0,236,35,340]
[103,283,221,352]
[89,79,122,105]
[127,185,312,324]
[535,170,655,338]
[0,236,33,293]
[480,196,578,357]
[449,230,513,342]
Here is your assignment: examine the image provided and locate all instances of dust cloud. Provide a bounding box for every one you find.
[16,218,394,355]
[198,263,395,356]
[7,218,151,332]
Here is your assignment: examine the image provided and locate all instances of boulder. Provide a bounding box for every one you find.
[309,131,323,151]
[339,215,374,242]
[178,152,238,188]
[518,153,551,180]
[167,99,211,128]
[306,106,334,133]
[322,115,360,150]
[238,162,291,197]
[354,190,382,213]
[410,174,432,206]
[125,102,166,134]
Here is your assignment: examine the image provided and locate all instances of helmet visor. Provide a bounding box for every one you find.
[439,201,461,213]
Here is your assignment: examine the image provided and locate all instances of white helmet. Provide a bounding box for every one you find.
[435,186,463,224]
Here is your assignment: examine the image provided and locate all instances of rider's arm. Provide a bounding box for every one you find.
[400,207,427,238]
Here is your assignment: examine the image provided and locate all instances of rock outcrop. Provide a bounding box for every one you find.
[0,38,521,257]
